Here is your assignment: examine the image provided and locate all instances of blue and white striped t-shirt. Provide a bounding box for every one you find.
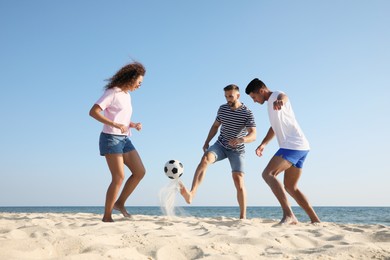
[216,103,256,153]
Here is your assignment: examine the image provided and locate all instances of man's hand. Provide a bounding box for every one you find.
[229,137,244,147]
[273,100,284,110]
[273,93,288,110]
[203,143,210,153]
[255,144,266,157]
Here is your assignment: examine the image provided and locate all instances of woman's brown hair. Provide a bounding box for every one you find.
[105,62,146,90]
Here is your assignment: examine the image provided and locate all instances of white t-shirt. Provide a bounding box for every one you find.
[267,91,310,150]
[95,87,132,136]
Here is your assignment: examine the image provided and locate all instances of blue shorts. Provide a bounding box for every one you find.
[274,148,309,169]
[99,132,136,156]
[207,142,245,174]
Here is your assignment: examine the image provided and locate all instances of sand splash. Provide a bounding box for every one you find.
[159,179,182,218]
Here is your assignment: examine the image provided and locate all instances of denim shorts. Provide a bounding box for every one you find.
[99,132,136,156]
[275,148,309,169]
[207,142,245,174]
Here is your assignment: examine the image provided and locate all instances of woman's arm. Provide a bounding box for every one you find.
[89,104,127,133]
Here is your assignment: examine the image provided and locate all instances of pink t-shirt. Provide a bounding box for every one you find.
[95,87,132,136]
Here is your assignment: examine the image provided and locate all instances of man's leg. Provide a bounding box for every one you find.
[232,172,246,219]
[284,167,321,223]
[180,152,216,204]
[262,156,298,224]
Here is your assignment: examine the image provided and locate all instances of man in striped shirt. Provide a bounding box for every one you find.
[180,84,256,219]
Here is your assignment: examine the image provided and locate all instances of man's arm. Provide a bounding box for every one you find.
[203,120,221,152]
[273,93,289,110]
[243,127,256,143]
[256,127,275,157]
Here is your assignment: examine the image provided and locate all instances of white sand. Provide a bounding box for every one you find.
[0,213,389,259]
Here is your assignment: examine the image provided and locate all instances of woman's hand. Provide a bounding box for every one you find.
[113,122,128,134]
[130,122,142,131]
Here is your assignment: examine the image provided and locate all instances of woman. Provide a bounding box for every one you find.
[89,61,146,222]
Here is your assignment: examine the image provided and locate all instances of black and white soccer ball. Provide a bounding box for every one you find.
[164,160,184,179]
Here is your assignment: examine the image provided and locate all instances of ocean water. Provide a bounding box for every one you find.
[0,206,389,226]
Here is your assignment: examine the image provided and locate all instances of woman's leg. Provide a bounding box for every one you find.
[103,154,125,222]
[114,150,146,216]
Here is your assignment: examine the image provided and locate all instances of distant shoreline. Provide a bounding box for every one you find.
[1,206,389,226]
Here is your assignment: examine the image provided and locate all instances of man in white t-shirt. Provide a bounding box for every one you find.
[245,78,320,224]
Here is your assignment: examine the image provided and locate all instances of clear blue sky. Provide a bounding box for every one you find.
[1,1,389,207]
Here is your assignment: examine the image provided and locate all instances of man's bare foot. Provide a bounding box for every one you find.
[278,216,298,225]
[310,217,321,224]
[179,182,193,204]
[113,204,131,218]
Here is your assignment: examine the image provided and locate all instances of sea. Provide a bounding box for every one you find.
[0,206,389,226]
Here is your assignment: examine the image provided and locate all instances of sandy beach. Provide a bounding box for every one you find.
[0,212,389,260]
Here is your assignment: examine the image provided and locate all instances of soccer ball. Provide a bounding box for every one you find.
[164,160,184,179]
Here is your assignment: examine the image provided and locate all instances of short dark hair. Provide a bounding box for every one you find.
[224,84,239,92]
[245,78,266,94]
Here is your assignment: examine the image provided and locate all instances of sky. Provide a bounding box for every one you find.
[0,1,389,208]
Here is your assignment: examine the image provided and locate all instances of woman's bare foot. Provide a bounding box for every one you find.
[102,217,114,222]
[278,216,298,225]
[113,203,131,218]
